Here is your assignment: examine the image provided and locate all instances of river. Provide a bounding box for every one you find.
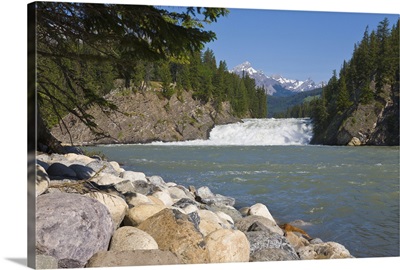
[84,118,399,258]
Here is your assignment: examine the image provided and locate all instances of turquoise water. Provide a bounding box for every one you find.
[85,144,399,258]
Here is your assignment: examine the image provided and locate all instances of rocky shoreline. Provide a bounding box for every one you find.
[34,148,354,269]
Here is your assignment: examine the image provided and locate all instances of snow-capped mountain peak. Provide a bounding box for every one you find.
[232,61,259,75]
[231,62,325,96]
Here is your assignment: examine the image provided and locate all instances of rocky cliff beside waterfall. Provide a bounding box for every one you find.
[34,149,354,268]
[50,89,240,146]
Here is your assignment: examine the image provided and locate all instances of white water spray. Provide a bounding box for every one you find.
[152,118,313,146]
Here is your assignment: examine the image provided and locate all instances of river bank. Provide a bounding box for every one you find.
[34,148,353,268]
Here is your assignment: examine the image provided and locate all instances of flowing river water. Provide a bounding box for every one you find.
[84,118,399,258]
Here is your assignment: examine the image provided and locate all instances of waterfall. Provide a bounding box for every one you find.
[152,118,313,146]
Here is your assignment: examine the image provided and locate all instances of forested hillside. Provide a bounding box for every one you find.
[310,18,399,145]
[269,88,322,118]
[115,48,268,119]
[34,3,266,151]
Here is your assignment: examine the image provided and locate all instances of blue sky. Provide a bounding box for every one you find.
[198,8,399,83]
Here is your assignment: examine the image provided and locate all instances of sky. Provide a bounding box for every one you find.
[199,9,399,83]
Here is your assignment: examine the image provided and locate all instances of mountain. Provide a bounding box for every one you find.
[231,61,325,96]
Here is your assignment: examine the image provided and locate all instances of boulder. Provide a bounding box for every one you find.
[236,215,283,236]
[196,186,235,206]
[198,209,231,235]
[297,242,353,259]
[250,248,299,262]
[172,198,199,214]
[113,180,136,194]
[199,218,223,237]
[348,136,362,146]
[248,203,276,224]
[285,231,310,251]
[197,186,214,198]
[147,195,166,206]
[124,192,154,207]
[214,211,235,229]
[46,162,77,178]
[152,190,174,206]
[168,186,193,201]
[239,206,250,216]
[205,229,250,263]
[36,164,50,196]
[109,161,123,173]
[124,204,166,226]
[137,208,210,264]
[172,198,198,208]
[64,153,94,165]
[245,231,299,261]
[36,193,114,268]
[38,153,68,165]
[207,203,243,223]
[109,226,158,251]
[85,250,181,267]
[121,170,147,181]
[36,159,49,171]
[69,164,96,180]
[85,192,128,230]
[147,175,167,188]
[86,160,119,176]
[198,209,223,226]
[310,238,324,244]
[131,180,153,195]
[93,173,124,186]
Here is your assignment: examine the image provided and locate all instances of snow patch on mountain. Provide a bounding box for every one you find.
[231,62,325,96]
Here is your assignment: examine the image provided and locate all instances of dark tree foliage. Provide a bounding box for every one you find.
[152,49,267,118]
[33,2,229,151]
[310,18,399,139]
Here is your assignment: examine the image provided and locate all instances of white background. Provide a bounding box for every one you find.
[1,0,399,269]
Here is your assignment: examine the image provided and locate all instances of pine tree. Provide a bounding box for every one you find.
[337,76,353,114]
[160,61,175,100]
[312,91,329,134]
[325,70,339,120]
[376,18,391,93]
[132,60,146,92]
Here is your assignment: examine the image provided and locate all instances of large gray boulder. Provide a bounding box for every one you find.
[250,248,298,261]
[36,193,114,268]
[245,230,299,261]
[196,186,235,206]
[86,160,119,176]
[207,203,243,223]
[236,215,283,236]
